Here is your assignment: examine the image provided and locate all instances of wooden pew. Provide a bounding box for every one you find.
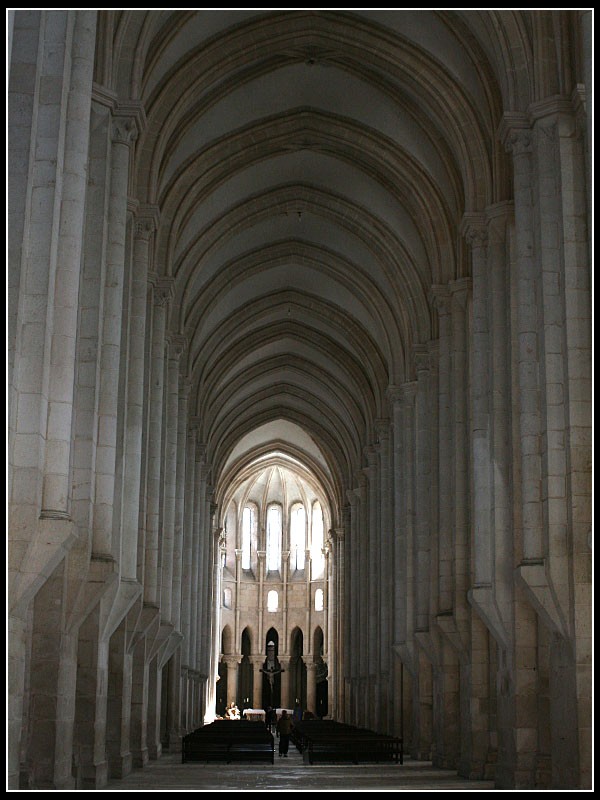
[182,721,274,764]
[292,720,403,765]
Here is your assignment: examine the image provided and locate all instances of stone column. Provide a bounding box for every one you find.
[462,215,493,587]
[181,423,197,668]
[413,347,431,633]
[335,525,346,721]
[130,635,151,768]
[376,420,392,733]
[250,656,264,709]
[143,277,173,606]
[121,210,158,580]
[147,657,162,760]
[430,287,454,614]
[160,335,183,623]
[172,369,190,635]
[305,663,318,717]
[190,441,207,676]
[39,12,97,520]
[357,476,368,728]
[222,656,242,706]
[279,657,291,709]
[530,100,591,789]
[25,561,78,789]
[364,446,379,730]
[579,9,592,243]
[345,490,358,724]
[90,113,137,558]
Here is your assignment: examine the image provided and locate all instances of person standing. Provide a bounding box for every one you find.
[276,709,293,757]
[292,703,303,724]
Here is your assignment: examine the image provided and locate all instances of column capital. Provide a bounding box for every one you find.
[114,99,147,136]
[154,280,175,307]
[429,284,453,316]
[134,218,155,242]
[528,95,575,126]
[111,115,138,146]
[180,377,192,398]
[149,275,174,307]
[460,213,488,249]
[497,111,530,152]
[333,527,345,541]
[167,333,187,361]
[187,422,199,443]
[401,381,417,402]
[449,278,471,312]
[221,655,242,667]
[427,339,440,360]
[374,418,391,441]
[134,204,161,239]
[386,384,404,406]
[363,445,377,467]
[413,344,430,374]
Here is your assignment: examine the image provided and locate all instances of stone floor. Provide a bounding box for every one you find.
[104,747,496,792]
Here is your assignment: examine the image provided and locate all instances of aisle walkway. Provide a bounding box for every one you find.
[104,747,496,792]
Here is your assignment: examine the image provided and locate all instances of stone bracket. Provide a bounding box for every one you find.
[515,561,570,640]
[392,642,417,676]
[467,585,510,652]
[414,630,441,669]
[159,630,184,669]
[146,621,174,665]
[98,578,143,642]
[128,603,161,654]
[10,516,78,617]
[434,613,469,666]
[65,554,119,634]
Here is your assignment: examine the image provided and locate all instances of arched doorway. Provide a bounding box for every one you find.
[239,628,253,711]
[289,628,307,711]
[314,627,328,719]
[262,628,282,709]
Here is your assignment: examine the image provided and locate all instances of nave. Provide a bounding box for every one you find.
[105,749,495,793]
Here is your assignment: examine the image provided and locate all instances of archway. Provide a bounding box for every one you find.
[290,628,307,712]
[262,628,282,710]
[314,627,328,719]
[239,628,253,711]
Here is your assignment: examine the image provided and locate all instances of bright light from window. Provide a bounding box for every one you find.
[267,590,278,612]
[267,505,282,571]
[311,502,324,578]
[315,588,324,611]
[242,506,253,569]
[290,504,306,570]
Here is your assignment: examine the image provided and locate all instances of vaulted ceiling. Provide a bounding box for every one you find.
[95,10,565,517]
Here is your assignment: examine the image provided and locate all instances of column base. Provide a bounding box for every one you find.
[80,760,108,789]
[148,742,162,760]
[109,752,132,779]
[166,733,182,753]
[131,747,149,769]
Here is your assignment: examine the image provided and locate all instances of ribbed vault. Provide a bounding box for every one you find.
[96,9,535,505]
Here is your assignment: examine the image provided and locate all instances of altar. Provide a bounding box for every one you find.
[242,708,266,722]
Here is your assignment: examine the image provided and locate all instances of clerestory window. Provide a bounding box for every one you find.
[266,504,282,571]
[290,503,306,571]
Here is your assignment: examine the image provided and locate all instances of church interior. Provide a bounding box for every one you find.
[7,10,592,790]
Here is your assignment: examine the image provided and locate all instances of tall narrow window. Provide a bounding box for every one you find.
[311,501,324,578]
[315,588,324,611]
[266,504,282,571]
[290,503,306,571]
[242,505,254,570]
[267,590,278,612]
